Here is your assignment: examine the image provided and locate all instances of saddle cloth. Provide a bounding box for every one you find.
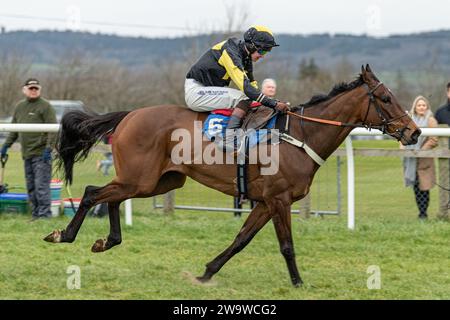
[203,107,278,149]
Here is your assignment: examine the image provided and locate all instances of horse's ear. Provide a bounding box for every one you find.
[364,64,380,82]
[361,65,370,82]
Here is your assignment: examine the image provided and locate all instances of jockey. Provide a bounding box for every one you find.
[185,25,291,129]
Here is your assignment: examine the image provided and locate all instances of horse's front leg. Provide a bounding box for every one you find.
[197,201,272,282]
[271,197,303,287]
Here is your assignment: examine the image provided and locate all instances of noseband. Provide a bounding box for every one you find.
[361,82,411,140]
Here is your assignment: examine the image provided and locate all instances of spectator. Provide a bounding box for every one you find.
[0,78,57,221]
[96,134,113,176]
[249,78,277,108]
[433,82,450,201]
[434,82,450,125]
[402,96,438,219]
[260,78,277,98]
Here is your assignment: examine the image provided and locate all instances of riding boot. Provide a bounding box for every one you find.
[227,99,251,130]
[227,115,243,129]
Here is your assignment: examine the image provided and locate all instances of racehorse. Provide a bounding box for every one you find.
[44,65,420,287]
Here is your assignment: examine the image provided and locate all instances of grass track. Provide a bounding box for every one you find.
[0,140,449,299]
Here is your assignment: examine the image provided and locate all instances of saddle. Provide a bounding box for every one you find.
[241,105,277,130]
[210,104,277,131]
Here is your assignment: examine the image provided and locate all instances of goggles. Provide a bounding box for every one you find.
[256,47,271,55]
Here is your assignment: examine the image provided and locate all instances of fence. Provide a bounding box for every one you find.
[155,127,450,229]
[0,124,132,225]
[2,124,450,229]
[340,127,450,228]
[152,155,342,216]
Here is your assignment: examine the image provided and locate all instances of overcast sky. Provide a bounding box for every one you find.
[1,0,449,38]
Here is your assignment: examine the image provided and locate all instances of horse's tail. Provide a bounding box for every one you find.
[56,110,130,185]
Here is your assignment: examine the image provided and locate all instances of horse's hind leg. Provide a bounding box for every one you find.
[91,171,186,253]
[91,201,121,252]
[45,171,186,251]
[44,182,136,244]
[197,202,272,282]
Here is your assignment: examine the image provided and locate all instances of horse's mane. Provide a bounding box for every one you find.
[300,74,365,108]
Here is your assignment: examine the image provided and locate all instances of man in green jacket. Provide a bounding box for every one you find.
[1,78,57,220]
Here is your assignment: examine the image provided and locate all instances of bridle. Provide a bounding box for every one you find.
[361,82,411,139]
[288,81,412,141]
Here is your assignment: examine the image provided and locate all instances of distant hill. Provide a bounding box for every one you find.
[0,29,449,72]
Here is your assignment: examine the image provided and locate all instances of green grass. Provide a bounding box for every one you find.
[0,143,449,299]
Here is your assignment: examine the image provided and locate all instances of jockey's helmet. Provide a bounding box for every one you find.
[244,26,279,52]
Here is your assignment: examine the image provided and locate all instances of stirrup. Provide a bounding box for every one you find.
[238,194,248,205]
[227,116,242,130]
[216,128,245,153]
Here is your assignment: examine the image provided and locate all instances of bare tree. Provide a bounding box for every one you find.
[152,61,190,105]
[222,0,251,38]
[415,52,447,111]
[0,52,31,117]
[393,70,414,109]
[333,57,355,83]
[42,50,98,100]
[208,1,251,46]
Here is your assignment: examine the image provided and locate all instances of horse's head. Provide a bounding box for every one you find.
[360,64,421,145]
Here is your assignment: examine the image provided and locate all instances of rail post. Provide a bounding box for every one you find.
[164,190,175,214]
[437,129,449,220]
[298,193,311,219]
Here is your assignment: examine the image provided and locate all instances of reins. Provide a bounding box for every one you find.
[286,111,367,128]
[287,82,410,135]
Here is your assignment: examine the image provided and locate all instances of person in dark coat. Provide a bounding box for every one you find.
[434,82,450,125]
[1,78,57,221]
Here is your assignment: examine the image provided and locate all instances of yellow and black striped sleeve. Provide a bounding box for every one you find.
[218,49,277,108]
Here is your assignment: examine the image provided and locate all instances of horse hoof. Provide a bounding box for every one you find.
[91,239,107,253]
[43,230,62,243]
[195,276,210,283]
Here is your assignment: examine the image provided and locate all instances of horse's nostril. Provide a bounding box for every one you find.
[411,129,421,143]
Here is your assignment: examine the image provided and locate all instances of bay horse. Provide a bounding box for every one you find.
[44,65,420,287]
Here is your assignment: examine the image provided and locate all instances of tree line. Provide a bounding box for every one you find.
[0,43,448,118]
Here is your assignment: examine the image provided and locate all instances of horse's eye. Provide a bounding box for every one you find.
[381,96,391,104]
